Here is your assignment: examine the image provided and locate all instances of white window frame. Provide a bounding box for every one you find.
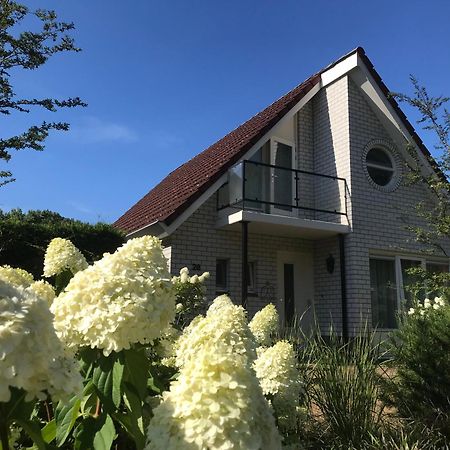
[371,254,449,331]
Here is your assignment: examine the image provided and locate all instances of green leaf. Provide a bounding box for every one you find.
[93,414,115,450]
[41,419,56,443]
[113,412,146,450]
[55,395,82,446]
[55,269,73,295]
[14,418,47,450]
[92,353,124,412]
[147,374,161,394]
[123,348,150,399]
[74,416,100,450]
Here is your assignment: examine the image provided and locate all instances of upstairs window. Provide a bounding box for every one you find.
[366,147,395,186]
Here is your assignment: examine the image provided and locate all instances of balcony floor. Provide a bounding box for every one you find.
[216,209,350,239]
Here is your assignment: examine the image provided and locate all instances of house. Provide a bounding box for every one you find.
[115,47,450,337]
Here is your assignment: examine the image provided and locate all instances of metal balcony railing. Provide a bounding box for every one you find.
[217,160,348,224]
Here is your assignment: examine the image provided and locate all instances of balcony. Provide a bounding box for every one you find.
[216,160,350,238]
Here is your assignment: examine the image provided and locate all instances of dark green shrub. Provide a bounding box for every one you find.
[386,297,450,438]
[0,209,124,278]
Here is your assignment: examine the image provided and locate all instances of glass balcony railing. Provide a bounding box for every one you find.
[217,160,348,224]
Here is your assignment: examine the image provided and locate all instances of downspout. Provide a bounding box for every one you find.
[241,221,249,308]
[339,234,348,340]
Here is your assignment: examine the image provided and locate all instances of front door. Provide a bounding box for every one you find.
[277,251,314,331]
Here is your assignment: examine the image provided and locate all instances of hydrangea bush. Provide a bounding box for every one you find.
[146,295,282,450]
[0,280,82,402]
[51,236,175,355]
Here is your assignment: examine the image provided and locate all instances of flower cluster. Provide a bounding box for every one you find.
[145,295,282,450]
[0,280,82,402]
[173,267,210,285]
[172,267,210,328]
[0,265,56,305]
[249,303,279,346]
[408,297,446,316]
[0,265,34,288]
[43,237,88,277]
[28,280,56,305]
[253,341,302,434]
[51,236,175,356]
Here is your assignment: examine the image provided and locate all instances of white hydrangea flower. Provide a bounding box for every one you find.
[145,296,282,450]
[408,308,415,315]
[43,237,88,277]
[0,280,82,402]
[435,297,445,307]
[198,272,210,283]
[51,236,175,356]
[0,265,34,288]
[249,303,279,346]
[179,267,189,283]
[424,298,431,309]
[174,267,209,285]
[27,280,56,306]
[253,341,302,434]
[253,341,300,396]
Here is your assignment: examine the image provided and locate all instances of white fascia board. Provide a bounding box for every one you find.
[320,52,358,87]
[241,82,321,161]
[163,174,229,236]
[354,54,435,176]
[163,82,322,237]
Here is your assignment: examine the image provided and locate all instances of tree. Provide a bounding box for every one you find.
[0,209,125,278]
[392,78,450,259]
[0,0,86,186]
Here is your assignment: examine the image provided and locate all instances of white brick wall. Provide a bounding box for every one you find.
[148,73,450,334]
[165,196,316,318]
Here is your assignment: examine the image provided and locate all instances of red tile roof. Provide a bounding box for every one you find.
[115,70,322,234]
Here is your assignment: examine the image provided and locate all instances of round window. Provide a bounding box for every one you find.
[365,147,394,186]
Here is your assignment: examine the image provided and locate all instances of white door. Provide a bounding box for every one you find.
[270,138,295,216]
[277,251,315,331]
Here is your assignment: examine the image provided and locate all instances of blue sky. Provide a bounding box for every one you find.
[2,0,450,223]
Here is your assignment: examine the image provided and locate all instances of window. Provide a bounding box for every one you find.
[370,255,449,329]
[366,147,395,186]
[247,262,257,294]
[216,259,229,293]
[370,258,397,328]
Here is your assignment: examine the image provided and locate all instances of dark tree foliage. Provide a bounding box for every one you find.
[392,77,450,253]
[0,0,86,185]
[0,209,125,278]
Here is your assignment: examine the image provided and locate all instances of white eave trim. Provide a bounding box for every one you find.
[354,54,435,176]
[320,52,358,87]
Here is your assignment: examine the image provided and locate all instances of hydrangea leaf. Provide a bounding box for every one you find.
[55,395,82,446]
[93,414,115,450]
